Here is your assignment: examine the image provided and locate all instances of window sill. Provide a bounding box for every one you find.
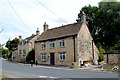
[50,47,55,49]
[59,60,66,62]
[59,46,65,48]
[41,60,46,62]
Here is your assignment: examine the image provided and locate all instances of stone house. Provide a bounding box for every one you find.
[35,12,99,67]
[18,28,40,62]
[12,50,19,61]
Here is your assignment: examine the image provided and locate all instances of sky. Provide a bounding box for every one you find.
[0,0,118,45]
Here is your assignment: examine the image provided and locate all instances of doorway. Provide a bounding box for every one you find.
[50,53,55,65]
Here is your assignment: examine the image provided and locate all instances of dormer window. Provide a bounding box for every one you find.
[59,39,65,47]
[50,41,55,48]
[41,42,46,49]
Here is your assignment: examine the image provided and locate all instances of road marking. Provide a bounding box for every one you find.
[39,76,59,78]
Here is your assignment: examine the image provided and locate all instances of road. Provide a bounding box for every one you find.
[1,57,119,79]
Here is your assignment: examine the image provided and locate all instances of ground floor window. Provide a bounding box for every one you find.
[41,53,46,61]
[23,50,26,56]
[59,52,66,60]
[19,50,22,55]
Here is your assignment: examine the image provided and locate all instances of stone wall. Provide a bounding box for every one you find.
[77,23,99,64]
[104,53,120,64]
[35,37,75,66]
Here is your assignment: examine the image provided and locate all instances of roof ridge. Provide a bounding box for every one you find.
[47,22,80,31]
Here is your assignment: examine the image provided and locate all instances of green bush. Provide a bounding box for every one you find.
[26,49,35,63]
[98,53,104,62]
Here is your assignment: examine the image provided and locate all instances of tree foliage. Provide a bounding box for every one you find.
[26,49,35,63]
[76,2,120,50]
[5,38,19,51]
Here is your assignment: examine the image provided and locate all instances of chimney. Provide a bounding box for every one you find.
[81,11,86,23]
[19,36,22,40]
[36,28,40,35]
[43,22,49,32]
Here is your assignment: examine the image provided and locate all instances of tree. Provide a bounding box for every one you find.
[76,2,120,50]
[5,38,19,51]
[26,49,35,63]
[2,49,8,56]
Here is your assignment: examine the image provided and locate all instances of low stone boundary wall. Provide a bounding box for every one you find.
[103,52,120,64]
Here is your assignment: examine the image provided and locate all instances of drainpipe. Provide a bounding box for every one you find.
[92,40,94,59]
[73,36,76,62]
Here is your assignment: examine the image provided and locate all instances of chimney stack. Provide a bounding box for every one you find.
[81,11,86,23]
[43,22,49,32]
[36,28,40,35]
[19,36,22,41]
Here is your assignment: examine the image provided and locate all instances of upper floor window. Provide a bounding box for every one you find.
[59,52,66,60]
[19,50,22,55]
[19,41,22,45]
[23,50,26,56]
[50,41,55,48]
[41,42,46,49]
[41,53,46,61]
[59,39,65,47]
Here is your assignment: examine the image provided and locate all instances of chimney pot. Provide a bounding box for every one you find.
[43,22,49,32]
[36,28,40,35]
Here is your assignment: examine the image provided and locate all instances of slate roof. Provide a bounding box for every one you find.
[37,22,82,42]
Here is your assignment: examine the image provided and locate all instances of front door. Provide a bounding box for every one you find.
[50,53,55,65]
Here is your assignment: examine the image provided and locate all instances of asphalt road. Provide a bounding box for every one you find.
[1,57,119,79]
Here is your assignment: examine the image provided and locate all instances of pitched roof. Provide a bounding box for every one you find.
[37,22,82,41]
[25,34,36,41]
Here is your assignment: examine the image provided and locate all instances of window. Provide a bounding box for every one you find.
[19,50,22,55]
[23,50,26,56]
[41,42,46,49]
[59,39,65,47]
[19,41,22,45]
[41,53,46,61]
[50,41,55,48]
[59,52,66,60]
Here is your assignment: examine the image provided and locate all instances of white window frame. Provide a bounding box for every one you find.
[19,50,22,55]
[41,53,46,61]
[50,41,55,48]
[59,52,66,60]
[41,42,46,49]
[23,50,26,56]
[59,39,65,47]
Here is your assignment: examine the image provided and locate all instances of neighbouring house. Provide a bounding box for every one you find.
[18,28,40,62]
[12,50,19,61]
[35,12,99,67]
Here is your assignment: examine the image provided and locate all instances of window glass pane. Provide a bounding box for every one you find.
[41,53,46,61]
[50,41,54,48]
[23,50,26,55]
[59,39,65,47]
[41,42,46,49]
[59,52,66,60]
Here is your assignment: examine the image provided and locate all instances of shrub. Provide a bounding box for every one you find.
[98,53,104,62]
[26,49,35,63]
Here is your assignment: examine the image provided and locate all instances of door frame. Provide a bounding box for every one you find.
[50,53,55,65]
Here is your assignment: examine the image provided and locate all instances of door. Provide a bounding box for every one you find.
[50,53,55,65]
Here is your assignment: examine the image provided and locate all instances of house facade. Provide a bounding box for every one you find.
[35,12,99,67]
[12,50,19,61]
[18,28,40,62]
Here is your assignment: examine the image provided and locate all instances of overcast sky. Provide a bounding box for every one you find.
[0,0,118,45]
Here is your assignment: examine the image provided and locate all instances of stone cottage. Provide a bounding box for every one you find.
[35,12,99,67]
[18,28,40,62]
